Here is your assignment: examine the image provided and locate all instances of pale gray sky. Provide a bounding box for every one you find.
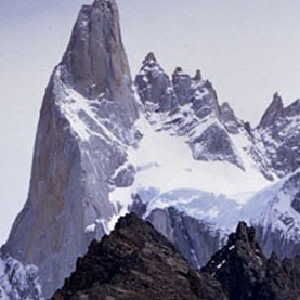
[1,0,300,244]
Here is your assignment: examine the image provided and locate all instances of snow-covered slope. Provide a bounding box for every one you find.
[114,53,300,268]
[244,169,300,258]
[109,113,270,224]
[0,252,42,300]
[135,53,276,179]
[108,53,274,229]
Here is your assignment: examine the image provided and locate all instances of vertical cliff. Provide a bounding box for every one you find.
[6,0,138,297]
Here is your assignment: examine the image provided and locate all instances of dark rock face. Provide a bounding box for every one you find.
[62,0,138,126]
[129,194,148,217]
[63,1,132,102]
[203,222,300,300]
[5,0,138,297]
[172,66,194,105]
[135,52,177,112]
[53,213,227,300]
[192,124,241,167]
[220,102,242,134]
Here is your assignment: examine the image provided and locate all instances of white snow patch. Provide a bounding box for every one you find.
[107,111,272,232]
[53,66,123,146]
[128,115,270,197]
[85,223,96,233]
[217,260,226,269]
[0,255,43,299]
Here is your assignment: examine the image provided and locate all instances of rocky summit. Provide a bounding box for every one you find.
[5,0,138,297]
[53,214,300,300]
[135,52,247,170]
[53,213,226,300]
[258,93,300,177]
[203,221,300,300]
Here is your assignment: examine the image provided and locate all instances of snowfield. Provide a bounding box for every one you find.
[108,109,275,232]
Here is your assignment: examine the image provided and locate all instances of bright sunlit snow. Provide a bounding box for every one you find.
[127,114,269,196]
[108,111,273,231]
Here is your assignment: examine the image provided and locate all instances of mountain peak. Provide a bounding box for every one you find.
[62,0,131,99]
[53,213,226,300]
[143,52,157,65]
[193,69,202,81]
[259,92,284,128]
[203,221,300,300]
[258,92,300,176]
[235,221,254,240]
[173,66,184,75]
[284,98,300,117]
[272,92,284,110]
[6,0,138,297]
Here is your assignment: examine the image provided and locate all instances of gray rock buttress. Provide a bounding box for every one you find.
[5,0,138,297]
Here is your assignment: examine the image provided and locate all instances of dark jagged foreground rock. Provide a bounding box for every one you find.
[202,222,300,300]
[6,0,138,297]
[53,213,227,300]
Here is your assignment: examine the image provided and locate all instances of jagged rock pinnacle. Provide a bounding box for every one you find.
[194,69,202,81]
[259,92,284,128]
[62,0,132,99]
[5,0,138,298]
[203,221,300,300]
[173,66,184,75]
[143,52,157,65]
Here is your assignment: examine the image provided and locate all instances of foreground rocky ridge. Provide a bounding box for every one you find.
[53,213,226,300]
[53,214,300,300]
[203,221,300,300]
